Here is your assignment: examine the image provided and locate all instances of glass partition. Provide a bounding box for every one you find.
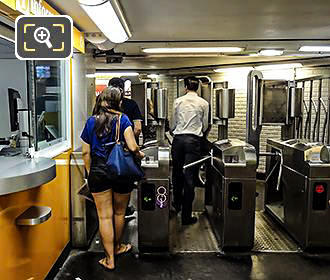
[28,60,70,153]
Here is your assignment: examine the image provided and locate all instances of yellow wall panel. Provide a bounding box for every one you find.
[0,0,15,10]
[73,27,85,54]
[0,153,70,280]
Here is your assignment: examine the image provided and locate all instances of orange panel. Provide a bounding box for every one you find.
[0,153,70,280]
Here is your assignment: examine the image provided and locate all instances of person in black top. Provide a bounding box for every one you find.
[108,78,143,217]
[108,78,143,139]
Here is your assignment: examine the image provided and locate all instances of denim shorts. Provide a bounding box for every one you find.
[88,155,135,194]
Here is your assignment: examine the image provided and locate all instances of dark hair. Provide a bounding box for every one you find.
[92,86,123,138]
[184,76,200,92]
[108,77,124,90]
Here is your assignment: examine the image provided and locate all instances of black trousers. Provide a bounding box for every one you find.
[171,134,202,221]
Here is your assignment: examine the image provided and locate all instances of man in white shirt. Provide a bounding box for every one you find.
[171,76,210,225]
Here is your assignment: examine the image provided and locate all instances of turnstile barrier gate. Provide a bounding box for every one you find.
[266,139,330,249]
[138,145,170,253]
[209,139,257,251]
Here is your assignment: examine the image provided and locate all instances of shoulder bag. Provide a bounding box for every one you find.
[105,114,144,180]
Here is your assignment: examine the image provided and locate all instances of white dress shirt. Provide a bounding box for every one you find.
[172,91,209,137]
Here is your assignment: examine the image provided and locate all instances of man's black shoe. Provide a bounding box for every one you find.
[125,205,135,217]
[182,216,198,226]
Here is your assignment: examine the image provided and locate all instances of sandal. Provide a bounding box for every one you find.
[115,243,132,256]
[99,257,115,271]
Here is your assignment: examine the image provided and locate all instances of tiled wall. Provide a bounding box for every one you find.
[157,75,177,123]
[159,67,330,172]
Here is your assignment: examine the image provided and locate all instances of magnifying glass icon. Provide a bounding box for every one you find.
[34,27,53,49]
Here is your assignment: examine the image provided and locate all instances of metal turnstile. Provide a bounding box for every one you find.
[265,139,330,249]
[138,145,170,253]
[209,139,257,251]
[137,86,171,254]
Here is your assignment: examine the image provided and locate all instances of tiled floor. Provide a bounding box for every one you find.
[55,251,330,280]
[253,211,298,252]
[54,187,330,279]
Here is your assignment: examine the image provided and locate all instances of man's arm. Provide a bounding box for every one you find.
[202,103,211,136]
[131,99,143,138]
[170,99,178,135]
[133,120,142,138]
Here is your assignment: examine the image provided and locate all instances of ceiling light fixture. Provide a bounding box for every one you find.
[79,0,131,43]
[214,67,254,73]
[255,63,302,70]
[299,46,330,52]
[258,49,284,56]
[147,74,159,79]
[142,47,244,53]
[248,53,259,57]
[95,72,139,77]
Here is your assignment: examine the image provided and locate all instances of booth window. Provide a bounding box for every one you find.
[28,60,70,155]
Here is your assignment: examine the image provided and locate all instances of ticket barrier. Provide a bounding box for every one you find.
[138,145,170,253]
[209,139,257,251]
[265,139,330,249]
[137,87,171,254]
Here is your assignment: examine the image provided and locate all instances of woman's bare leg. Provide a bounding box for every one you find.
[113,192,131,252]
[92,189,115,269]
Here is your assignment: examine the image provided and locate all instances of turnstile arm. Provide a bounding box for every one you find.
[183,155,212,171]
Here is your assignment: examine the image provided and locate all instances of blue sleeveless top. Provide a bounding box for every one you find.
[81,114,132,159]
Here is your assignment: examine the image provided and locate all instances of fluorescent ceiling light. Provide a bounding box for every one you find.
[95,72,139,77]
[142,47,244,53]
[79,0,105,4]
[79,0,131,43]
[214,67,254,73]
[259,49,284,56]
[255,63,302,70]
[299,46,330,52]
[147,74,159,78]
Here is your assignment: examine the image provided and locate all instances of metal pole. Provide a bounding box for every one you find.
[304,100,311,139]
[320,98,328,143]
[300,81,305,139]
[312,100,318,141]
[217,119,228,140]
[246,70,263,167]
[308,80,313,140]
[316,79,322,142]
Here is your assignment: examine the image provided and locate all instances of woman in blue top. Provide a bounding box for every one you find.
[81,86,144,270]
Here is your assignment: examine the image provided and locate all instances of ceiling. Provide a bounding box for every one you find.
[48,0,330,71]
